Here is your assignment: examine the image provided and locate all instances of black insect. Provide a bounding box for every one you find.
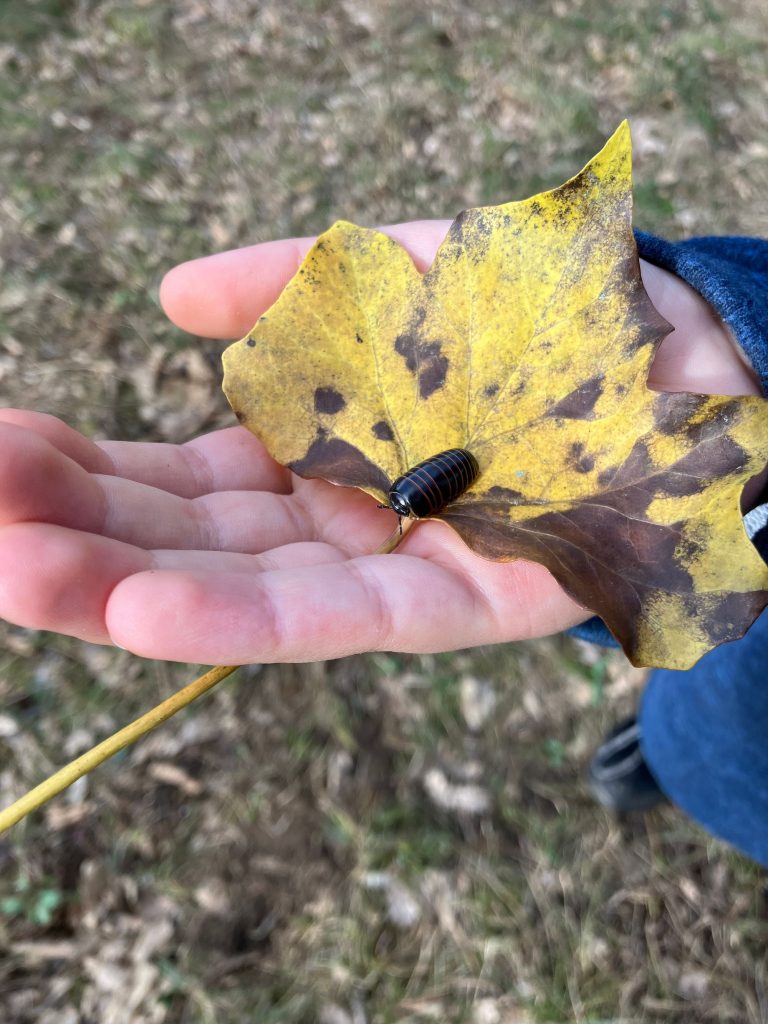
[380,448,479,530]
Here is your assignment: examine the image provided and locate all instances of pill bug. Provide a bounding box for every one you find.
[379,448,479,529]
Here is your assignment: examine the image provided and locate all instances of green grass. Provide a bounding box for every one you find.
[0,0,77,44]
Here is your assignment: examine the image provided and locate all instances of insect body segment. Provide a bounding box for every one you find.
[381,448,479,529]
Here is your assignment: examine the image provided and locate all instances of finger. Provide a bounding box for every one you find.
[105,554,587,664]
[0,411,291,498]
[159,220,452,339]
[0,418,398,553]
[0,521,346,643]
[84,477,380,553]
[0,421,305,550]
[0,523,150,644]
[0,421,105,534]
[98,428,292,498]
[0,409,112,473]
[0,419,270,548]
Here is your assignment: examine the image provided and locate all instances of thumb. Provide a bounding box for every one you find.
[642,261,761,398]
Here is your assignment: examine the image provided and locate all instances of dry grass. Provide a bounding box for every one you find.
[1,1,768,1021]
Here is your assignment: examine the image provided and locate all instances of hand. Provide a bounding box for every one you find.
[0,222,760,664]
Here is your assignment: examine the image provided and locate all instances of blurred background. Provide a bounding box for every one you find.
[1,1,767,1021]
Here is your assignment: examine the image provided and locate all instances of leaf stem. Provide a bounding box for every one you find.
[374,516,414,554]
[0,663,239,835]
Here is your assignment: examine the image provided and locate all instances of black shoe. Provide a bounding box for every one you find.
[589,716,666,813]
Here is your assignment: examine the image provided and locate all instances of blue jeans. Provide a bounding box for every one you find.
[639,606,768,867]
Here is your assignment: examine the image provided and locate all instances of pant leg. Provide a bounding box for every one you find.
[639,607,768,867]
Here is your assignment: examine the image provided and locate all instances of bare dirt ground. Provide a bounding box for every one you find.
[1,1,767,1021]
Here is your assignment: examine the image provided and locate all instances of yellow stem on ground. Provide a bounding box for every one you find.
[0,663,239,834]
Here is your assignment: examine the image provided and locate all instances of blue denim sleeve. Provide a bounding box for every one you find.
[569,230,768,649]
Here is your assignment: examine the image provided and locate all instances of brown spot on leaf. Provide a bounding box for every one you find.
[484,383,500,399]
[548,375,604,419]
[290,436,390,493]
[314,387,346,414]
[675,526,711,566]
[246,338,256,348]
[653,393,709,436]
[442,494,693,658]
[653,416,747,494]
[686,401,743,445]
[485,485,525,502]
[599,440,653,493]
[394,332,449,399]
[706,591,768,644]
[372,420,395,442]
[568,442,595,474]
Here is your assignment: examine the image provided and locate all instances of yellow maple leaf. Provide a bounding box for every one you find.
[222,122,768,670]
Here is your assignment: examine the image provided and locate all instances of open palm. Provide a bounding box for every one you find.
[0,221,757,664]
